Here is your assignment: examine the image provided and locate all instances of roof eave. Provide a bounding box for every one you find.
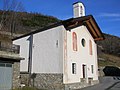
[84,16,105,41]
[12,15,104,41]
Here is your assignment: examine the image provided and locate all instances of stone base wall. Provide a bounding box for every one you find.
[65,79,99,90]
[20,72,29,86]
[12,62,20,89]
[98,67,105,76]
[33,73,64,90]
[20,73,99,90]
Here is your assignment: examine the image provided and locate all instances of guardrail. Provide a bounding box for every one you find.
[0,44,20,54]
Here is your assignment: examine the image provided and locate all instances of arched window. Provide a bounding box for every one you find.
[81,38,86,47]
[89,40,93,55]
[72,32,77,51]
[80,6,83,15]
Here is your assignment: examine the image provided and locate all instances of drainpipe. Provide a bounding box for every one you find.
[28,34,33,86]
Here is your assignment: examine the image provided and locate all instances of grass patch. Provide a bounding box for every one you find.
[98,53,120,67]
[12,86,47,90]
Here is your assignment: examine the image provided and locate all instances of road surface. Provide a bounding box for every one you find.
[74,77,120,90]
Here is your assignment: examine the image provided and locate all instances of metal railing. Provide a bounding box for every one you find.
[0,44,20,54]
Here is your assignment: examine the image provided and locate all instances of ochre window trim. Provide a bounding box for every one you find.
[72,32,77,51]
[89,40,93,55]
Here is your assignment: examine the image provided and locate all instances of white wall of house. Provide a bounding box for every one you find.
[14,25,65,73]
[13,36,30,72]
[32,26,65,73]
[63,25,98,84]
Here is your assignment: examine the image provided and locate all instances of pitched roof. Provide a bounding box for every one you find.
[13,15,104,41]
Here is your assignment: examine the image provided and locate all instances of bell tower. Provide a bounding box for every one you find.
[73,2,85,18]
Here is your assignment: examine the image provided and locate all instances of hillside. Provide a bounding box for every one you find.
[97,34,120,67]
[97,33,120,57]
[0,10,120,67]
[98,53,120,67]
[0,10,60,34]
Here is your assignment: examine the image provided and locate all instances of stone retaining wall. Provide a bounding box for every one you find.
[12,62,20,89]
[20,73,99,90]
[64,79,99,90]
[32,73,64,90]
[98,67,105,76]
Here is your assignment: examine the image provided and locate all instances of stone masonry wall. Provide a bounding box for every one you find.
[98,67,105,76]
[20,73,99,90]
[64,79,99,90]
[20,73,64,89]
[20,73,29,86]
[12,62,20,89]
[31,73,64,90]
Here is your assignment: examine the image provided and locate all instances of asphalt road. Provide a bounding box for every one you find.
[107,82,120,90]
[75,77,120,90]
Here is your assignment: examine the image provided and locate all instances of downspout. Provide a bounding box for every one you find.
[28,34,33,86]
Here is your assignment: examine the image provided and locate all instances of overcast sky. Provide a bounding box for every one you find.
[0,0,120,37]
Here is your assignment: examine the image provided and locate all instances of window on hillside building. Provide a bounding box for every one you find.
[0,63,5,67]
[6,63,12,67]
[91,65,94,74]
[56,40,58,48]
[72,32,77,51]
[89,40,93,55]
[72,63,76,74]
[0,41,1,48]
[81,38,86,47]
[80,6,83,15]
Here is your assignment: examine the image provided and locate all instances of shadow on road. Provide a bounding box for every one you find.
[103,66,120,76]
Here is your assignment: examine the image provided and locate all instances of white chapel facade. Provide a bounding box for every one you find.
[13,2,104,89]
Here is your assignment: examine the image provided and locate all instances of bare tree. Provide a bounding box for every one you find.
[0,0,24,37]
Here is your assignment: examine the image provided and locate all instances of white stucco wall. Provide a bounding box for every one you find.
[13,36,30,72]
[32,26,65,73]
[13,25,65,73]
[63,25,98,84]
